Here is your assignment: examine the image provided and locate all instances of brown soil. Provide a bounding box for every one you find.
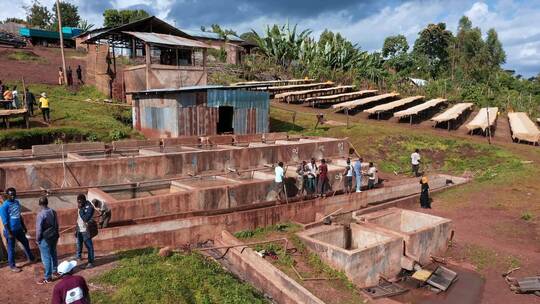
[0,46,85,85]
[0,252,118,304]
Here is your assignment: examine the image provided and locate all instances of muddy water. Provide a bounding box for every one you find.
[392,266,484,304]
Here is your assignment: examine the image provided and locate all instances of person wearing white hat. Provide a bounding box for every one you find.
[38,92,50,123]
[52,260,91,304]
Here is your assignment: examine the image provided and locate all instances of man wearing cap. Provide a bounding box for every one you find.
[38,92,50,123]
[75,194,95,268]
[0,187,35,272]
[52,260,91,304]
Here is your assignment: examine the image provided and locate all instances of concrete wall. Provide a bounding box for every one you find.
[297,223,403,287]
[354,208,453,265]
[215,231,325,304]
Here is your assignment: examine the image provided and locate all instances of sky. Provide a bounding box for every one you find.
[3,0,540,77]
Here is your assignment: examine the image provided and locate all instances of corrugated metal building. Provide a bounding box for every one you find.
[131,85,269,138]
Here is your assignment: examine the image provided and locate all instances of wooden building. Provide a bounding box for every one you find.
[83,17,211,102]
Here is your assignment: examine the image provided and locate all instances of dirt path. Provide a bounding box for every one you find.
[0,46,85,85]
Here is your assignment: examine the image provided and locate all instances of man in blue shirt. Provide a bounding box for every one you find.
[1,187,35,272]
[353,157,363,193]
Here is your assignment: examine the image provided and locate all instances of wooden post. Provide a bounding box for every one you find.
[292,111,296,126]
[145,43,151,90]
[346,108,349,129]
[409,115,413,125]
[55,0,68,86]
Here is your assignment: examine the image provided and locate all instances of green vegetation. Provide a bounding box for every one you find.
[241,16,540,115]
[7,51,47,63]
[521,211,534,221]
[234,222,301,239]
[92,248,267,304]
[0,84,139,147]
[462,244,522,271]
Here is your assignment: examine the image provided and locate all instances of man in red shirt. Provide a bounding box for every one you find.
[52,260,91,304]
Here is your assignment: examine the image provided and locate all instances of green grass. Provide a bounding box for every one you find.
[92,248,267,304]
[7,51,47,63]
[521,211,534,221]
[462,244,522,272]
[0,83,141,146]
[234,222,301,239]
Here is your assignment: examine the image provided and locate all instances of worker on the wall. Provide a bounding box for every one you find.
[3,86,13,109]
[343,158,354,194]
[411,149,421,177]
[306,158,318,197]
[39,92,50,123]
[0,187,36,273]
[274,162,286,202]
[318,159,330,197]
[91,199,111,229]
[420,176,431,209]
[296,160,308,198]
[353,157,363,192]
[367,162,378,190]
[75,194,95,269]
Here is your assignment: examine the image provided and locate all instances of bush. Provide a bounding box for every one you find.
[0,127,90,149]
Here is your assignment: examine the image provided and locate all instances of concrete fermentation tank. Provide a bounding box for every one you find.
[131,85,270,138]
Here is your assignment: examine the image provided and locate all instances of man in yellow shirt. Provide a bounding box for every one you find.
[39,92,50,123]
[3,86,13,109]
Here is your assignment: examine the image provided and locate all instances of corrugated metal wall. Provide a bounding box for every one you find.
[178,106,218,136]
[207,89,269,134]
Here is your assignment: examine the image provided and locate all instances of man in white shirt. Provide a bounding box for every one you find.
[367,162,378,189]
[411,149,421,177]
[343,158,354,193]
[274,162,285,202]
[305,158,318,196]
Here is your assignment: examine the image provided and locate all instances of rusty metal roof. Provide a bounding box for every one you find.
[123,31,211,48]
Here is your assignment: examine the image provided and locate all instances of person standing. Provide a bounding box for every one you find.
[38,92,50,123]
[296,161,308,197]
[67,66,73,86]
[25,88,36,116]
[75,194,95,268]
[318,159,330,197]
[0,187,35,272]
[91,199,111,229]
[274,162,285,202]
[343,158,353,194]
[420,176,431,209]
[76,65,84,85]
[411,149,421,177]
[0,80,4,97]
[11,85,19,109]
[52,260,91,304]
[367,162,378,190]
[35,196,59,284]
[58,67,64,86]
[353,157,363,192]
[306,158,318,196]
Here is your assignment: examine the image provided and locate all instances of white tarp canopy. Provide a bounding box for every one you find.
[365,96,424,114]
[431,103,474,123]
[305,90,378,103]
[274,85,354,100]
[331,92,399,110]
[508,112,540,143]
[394,98,447,118]
[267,82,333,92]
[232,79,314,86]
[465,107,498,131]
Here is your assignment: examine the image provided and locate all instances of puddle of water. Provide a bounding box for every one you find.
[392,266,484,304]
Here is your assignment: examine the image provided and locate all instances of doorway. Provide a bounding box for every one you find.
[217,106,234,134]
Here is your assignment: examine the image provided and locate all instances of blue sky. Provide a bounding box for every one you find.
[6,0,540,77]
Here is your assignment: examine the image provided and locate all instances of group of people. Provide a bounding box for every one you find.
[59,65,84,86]
[0,80,51,123]
[274,149,430,208]
[274,157,379,201]
[1,187,110,300]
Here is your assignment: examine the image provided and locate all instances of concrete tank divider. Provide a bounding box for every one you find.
[296,223,403,287]
[353,207,452,265]
[214,230,325,304]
